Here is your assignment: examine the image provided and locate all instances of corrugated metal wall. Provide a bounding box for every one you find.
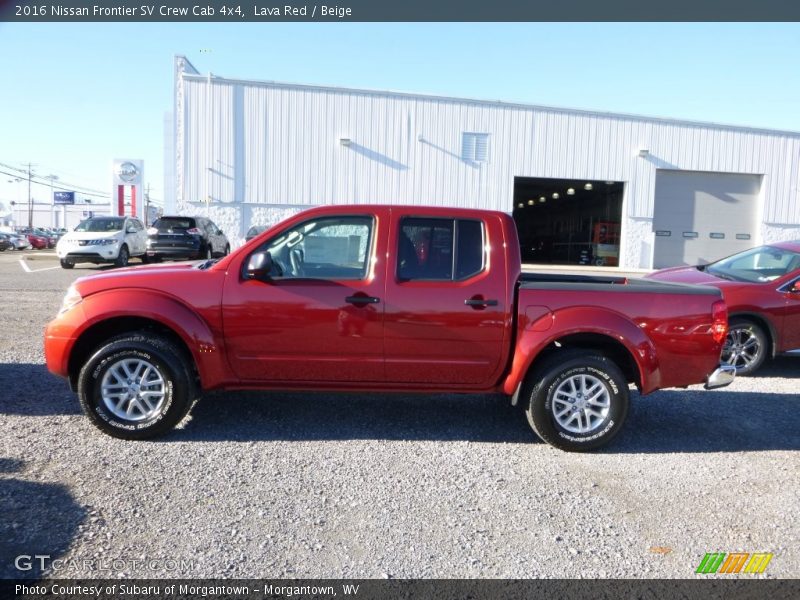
[176,71,800,233]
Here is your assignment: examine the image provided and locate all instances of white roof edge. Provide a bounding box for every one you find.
[176,55,200,76]
[180,71,800,138]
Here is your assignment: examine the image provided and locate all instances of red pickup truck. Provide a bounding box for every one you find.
[45,205,734,451]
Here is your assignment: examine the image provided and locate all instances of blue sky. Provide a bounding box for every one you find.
[0,22,798,210]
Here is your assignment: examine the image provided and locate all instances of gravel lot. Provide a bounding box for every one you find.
[0,250,798,579]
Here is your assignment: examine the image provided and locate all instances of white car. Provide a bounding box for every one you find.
[57,216,148,269]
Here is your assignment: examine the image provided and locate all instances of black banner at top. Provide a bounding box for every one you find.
[2,0,800,22]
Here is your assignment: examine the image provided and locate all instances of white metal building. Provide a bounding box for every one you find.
[169,55,800,269]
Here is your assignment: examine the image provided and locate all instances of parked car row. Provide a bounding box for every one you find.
[56,214,230,268]
[0,231,32,251]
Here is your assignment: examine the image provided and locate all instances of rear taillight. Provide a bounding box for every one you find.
[186,228,202,235]
[711,299,728,345]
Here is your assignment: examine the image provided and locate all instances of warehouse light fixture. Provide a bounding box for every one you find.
[518,202,524,208]
[552,192,559,200]
[567,188,575,195]
[527,199,535,205]
[539,196,546,202]
[584,183,593,191]
[339,138,352,147]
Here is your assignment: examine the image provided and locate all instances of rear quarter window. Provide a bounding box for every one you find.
[155,217,196,231]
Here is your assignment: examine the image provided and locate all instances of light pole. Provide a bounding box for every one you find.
[45,174,59,228]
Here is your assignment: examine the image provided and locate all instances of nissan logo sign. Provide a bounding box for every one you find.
[116,162,139,183]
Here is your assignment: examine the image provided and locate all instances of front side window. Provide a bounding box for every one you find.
[258,216,373,280]
[398,218,485,281]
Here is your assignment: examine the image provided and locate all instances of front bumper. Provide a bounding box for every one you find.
[704,364,736,390]
[146,247,202,260]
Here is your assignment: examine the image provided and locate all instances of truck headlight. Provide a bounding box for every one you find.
[59,285,83,314]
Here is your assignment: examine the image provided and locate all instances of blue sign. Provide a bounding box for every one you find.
[54,191,75,205]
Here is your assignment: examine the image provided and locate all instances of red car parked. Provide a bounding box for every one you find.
[26,233,49,250]
[647,241,800,374]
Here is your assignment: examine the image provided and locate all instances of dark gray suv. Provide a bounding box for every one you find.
[145,216,230,262]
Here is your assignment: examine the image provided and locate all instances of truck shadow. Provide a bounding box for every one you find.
[0,363,81,416]
[0,459,87,579]
[177,391,534,444]
[609,388,800,454]
[171,387,799,453]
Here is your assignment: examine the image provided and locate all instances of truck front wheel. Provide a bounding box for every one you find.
[77,333,196,439]
[525,351,629,452]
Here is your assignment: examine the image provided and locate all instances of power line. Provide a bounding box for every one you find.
[0,167,109,199]
[0,161,110,196]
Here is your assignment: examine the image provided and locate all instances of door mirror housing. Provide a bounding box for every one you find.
[246,251,274,280]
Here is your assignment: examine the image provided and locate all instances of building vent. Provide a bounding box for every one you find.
[462,132,490,163]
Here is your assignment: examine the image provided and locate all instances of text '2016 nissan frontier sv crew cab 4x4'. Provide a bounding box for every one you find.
[45,205,734,451]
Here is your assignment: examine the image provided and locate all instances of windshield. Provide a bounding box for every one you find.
[75,218,125,233]
[706,246,800,283]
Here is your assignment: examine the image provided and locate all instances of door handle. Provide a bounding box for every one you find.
[465,297,499,308]
[345,295,381,305]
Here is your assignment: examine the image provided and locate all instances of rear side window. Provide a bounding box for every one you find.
[398,218,485,281]
[155,217,196,231]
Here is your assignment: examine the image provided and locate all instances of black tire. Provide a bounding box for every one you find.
[60,258,74,269]
[524,350,629,452]
[114,245,129,268]
[205,245,213,260]
[141,254,150,264]
[721,318,768,376]
[77,333,196,440]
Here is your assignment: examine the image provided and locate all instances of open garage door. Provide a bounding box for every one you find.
[653,170,761,268]
[513,177,624,266]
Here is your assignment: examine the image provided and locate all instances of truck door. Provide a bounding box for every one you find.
[223,213,386,382]
[383,214,509,387]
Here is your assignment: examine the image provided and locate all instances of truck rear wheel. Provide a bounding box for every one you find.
[525,351,629,452]
[77,333,196,440]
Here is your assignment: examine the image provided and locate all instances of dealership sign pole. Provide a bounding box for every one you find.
[112,159,144,217]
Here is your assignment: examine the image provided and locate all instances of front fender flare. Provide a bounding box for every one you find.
[68,289,229,390]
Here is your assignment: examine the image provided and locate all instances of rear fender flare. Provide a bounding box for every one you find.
[503,306,658,396]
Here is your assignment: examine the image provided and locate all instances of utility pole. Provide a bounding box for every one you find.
[24,162,37,228]
[45,174,59,228]
[145,183,151,226]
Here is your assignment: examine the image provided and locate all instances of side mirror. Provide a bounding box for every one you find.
[790,280,800,293]
[246,251,274,280]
